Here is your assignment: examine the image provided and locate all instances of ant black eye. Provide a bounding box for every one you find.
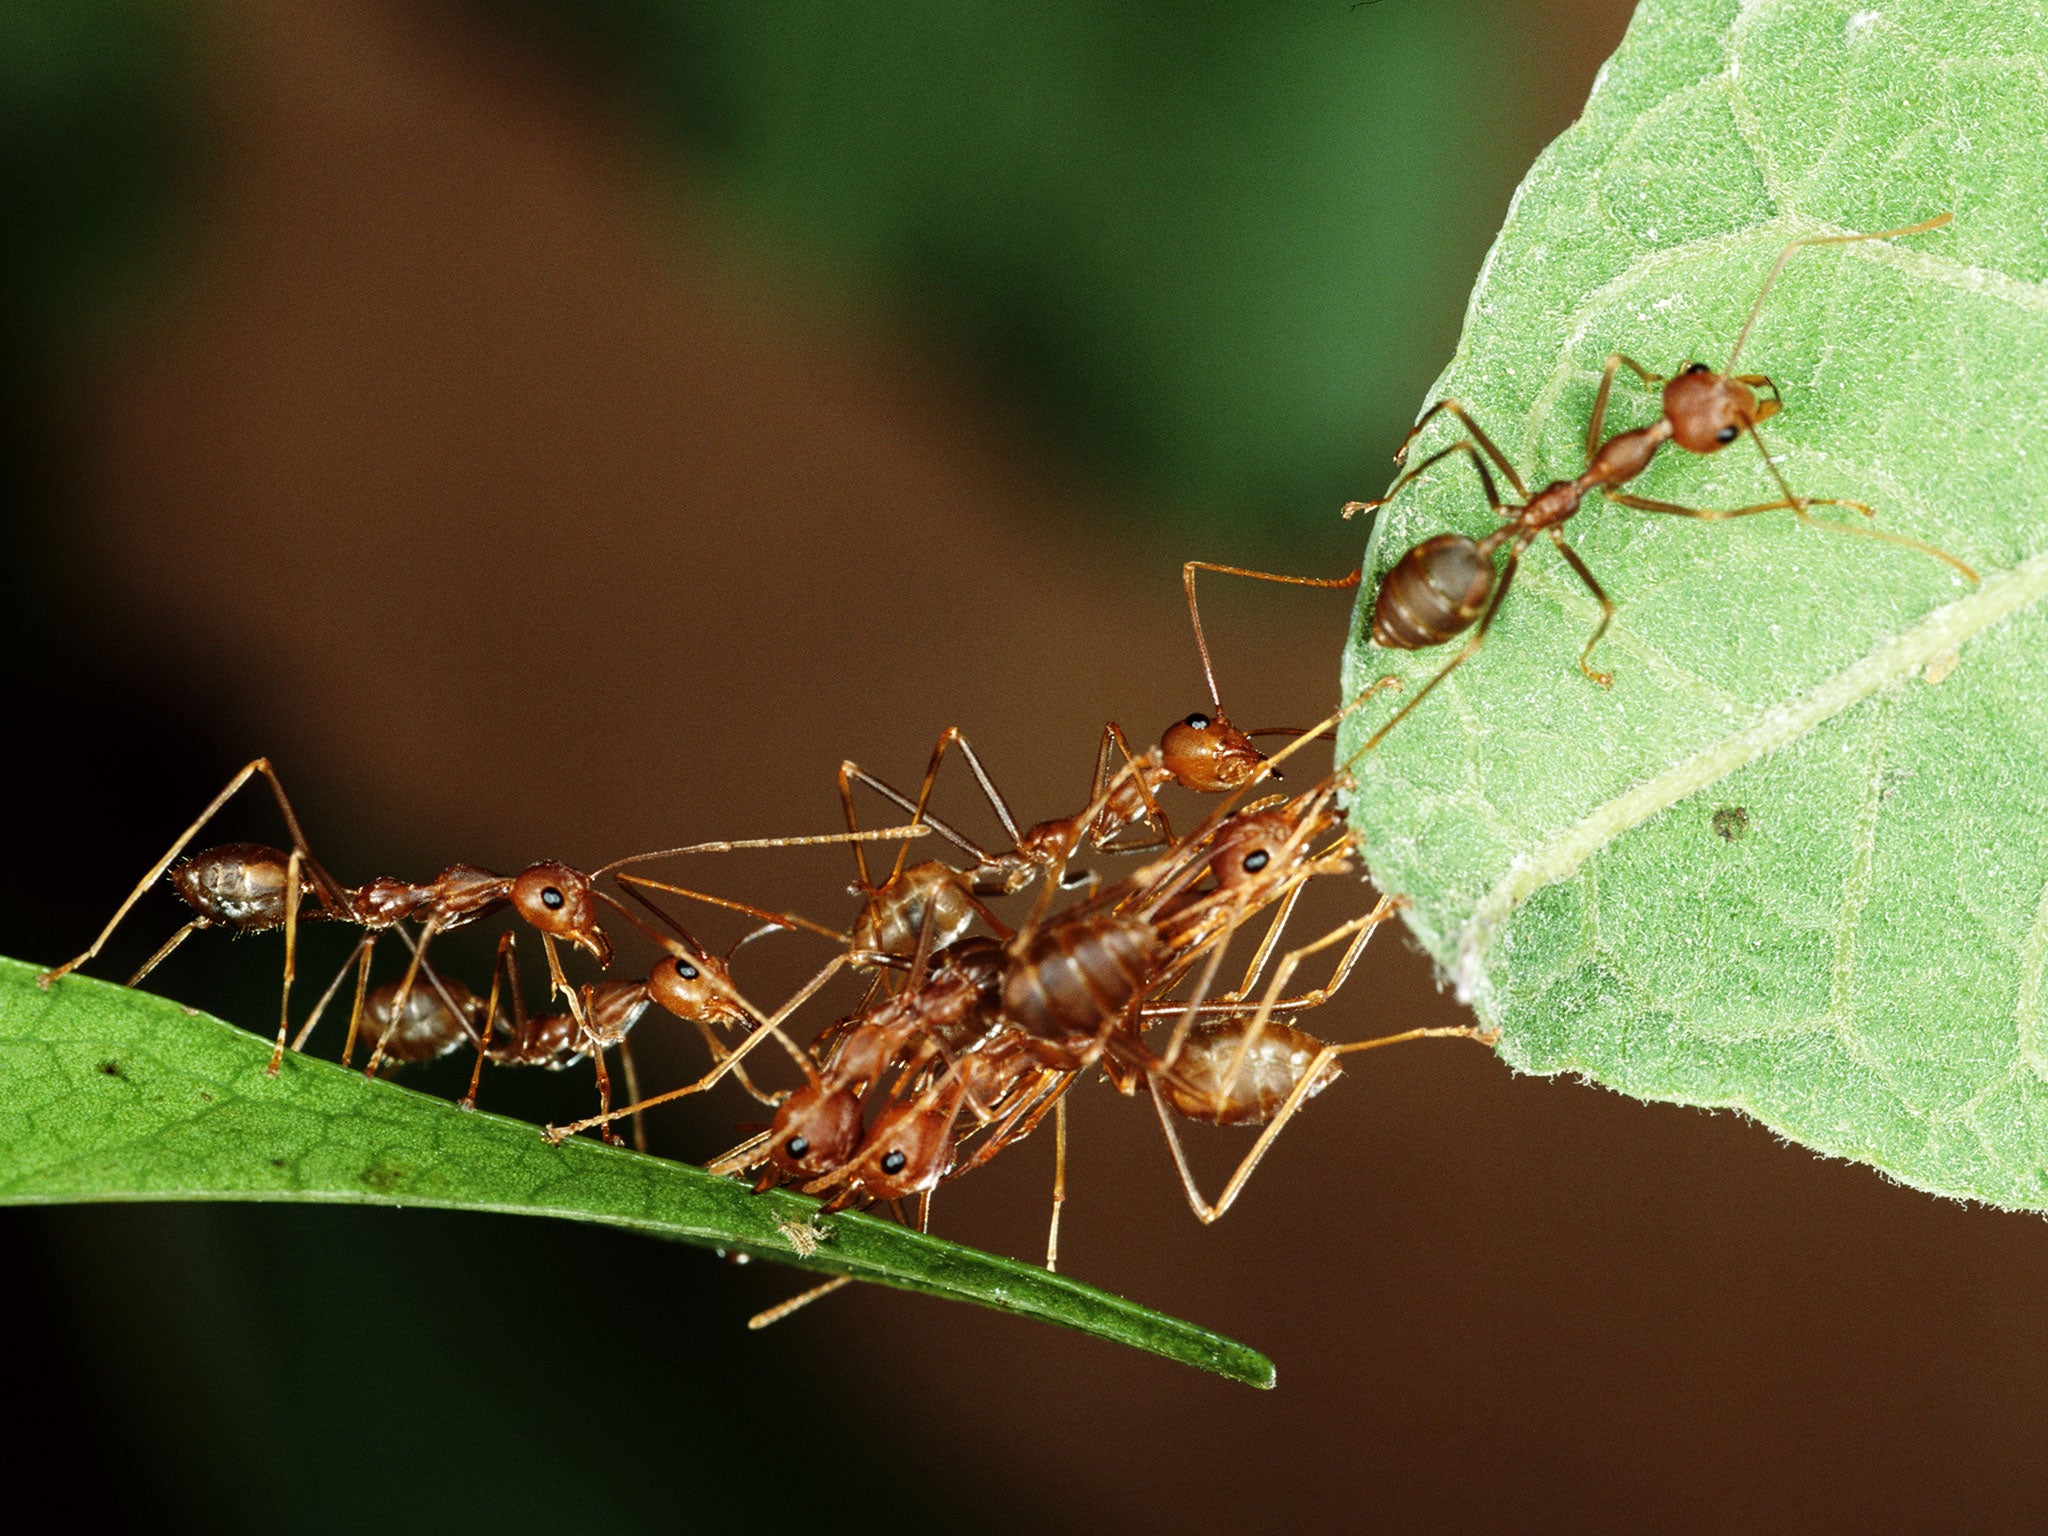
[540,886,565,910]
[880,1149,908,1175]
[1242,849,1271,874]
[673,958,699,981]
[786,1136,809,1159]
[1685,361,1711,375]
[1715,425,1739,444]
[1184,713,1210,730]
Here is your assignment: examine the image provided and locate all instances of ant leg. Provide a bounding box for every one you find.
[1344,438,1510,526]
[1157,929,1236,1072]
[1357,540,1525,754]
[365,917,443,1077]
[1587,354,1666,462]
[836,763,1002,871]
[1379,400,1530,497]
[41,757,335,987]
[617,1036,649,1152]
[1087,722,1172,853]
[461,931,519,1111]
[588,1039,624,1147]
[1047,1094,1068,1272]
[1160,1022,1491,1225]
[1182,560,1364,715]
[1547,530,1617,688]
[264,848,305,1074]
[292,934,371,1053]
[748,1277,854,1330]
[337,934,378,1066]
[1605,462,1977,581]
[125,920,209,988]
[688,1013,780,1106]
[545,955,845,1142]
[706,1129,771,1179]
[1227,881,1307,1002]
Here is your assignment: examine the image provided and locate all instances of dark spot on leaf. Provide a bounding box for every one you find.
[1711,806,1751,842]
[360,1156,406,1191]
[198,1091,213,1103]
[98,1060,122,1078]
[270,1158,287,1169]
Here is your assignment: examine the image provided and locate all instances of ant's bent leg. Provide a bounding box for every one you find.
[42,758,271,987]
[1547,531,1617,688]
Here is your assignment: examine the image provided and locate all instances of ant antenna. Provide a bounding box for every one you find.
[1727,212,1952,372]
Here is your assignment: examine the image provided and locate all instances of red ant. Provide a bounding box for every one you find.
[1343,213,1976,747]
[38,758,928,1079]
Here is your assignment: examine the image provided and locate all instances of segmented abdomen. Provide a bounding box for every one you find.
[1372,533,1495,649]
[1003,915,1158,1062]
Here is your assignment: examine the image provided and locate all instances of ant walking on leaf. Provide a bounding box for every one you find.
[1344,212,1977,747]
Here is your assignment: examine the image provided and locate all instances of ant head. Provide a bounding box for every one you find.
[1160,711,1270,792]
[765,1083,865,1180]
[1662,363,1779,454]
[843,1095,956,1201]
[1206,796,1343,893]
[645,946,747,1030]
[1205,809,1301,892]
[511,863,611,965]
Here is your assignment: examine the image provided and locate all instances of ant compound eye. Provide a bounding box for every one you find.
[1715,425,1739,444]
[1242,849,1271,874]
[880,1150,908,1176]
[540,886,565,910]
[785,1136,809,1160]
[1184,712,1211,730]
[1685,361,1711,375]
[673,957,699,981]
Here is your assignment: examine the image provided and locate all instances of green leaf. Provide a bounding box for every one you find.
[0,958,1273,1387]
[1341,0,2048,1207]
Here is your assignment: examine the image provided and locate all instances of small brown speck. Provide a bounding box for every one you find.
[98,1060,123,1078]
[1711,806,1751,842]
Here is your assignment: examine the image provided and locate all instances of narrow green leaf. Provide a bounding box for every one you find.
[0,958,1272,1387]
[1342,0,2048,1207]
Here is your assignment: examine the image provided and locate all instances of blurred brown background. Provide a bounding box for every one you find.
[9,1,2048,1531]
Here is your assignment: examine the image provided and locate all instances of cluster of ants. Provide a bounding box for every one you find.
[39,217,1977,1316]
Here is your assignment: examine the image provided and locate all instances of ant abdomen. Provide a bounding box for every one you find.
[1003,914,1159,1061]
[1372,533,1495,649]
[359,976,482,1065]
[1162,1020,1339,1127]
[169,843,304,929]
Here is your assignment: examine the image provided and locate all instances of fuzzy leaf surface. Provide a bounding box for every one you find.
[1340,0,2048,1205]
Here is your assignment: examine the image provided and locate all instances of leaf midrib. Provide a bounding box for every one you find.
[1451,543,2048,1009]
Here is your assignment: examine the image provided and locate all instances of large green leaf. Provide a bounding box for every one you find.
[0,959,1273,1387]
[1341,0,2048,1205]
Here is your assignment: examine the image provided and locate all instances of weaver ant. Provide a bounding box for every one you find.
[1343,212,1976,746]
[38,757,927,1080]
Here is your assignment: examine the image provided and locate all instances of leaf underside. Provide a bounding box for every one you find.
[0,959,1273,1388]
[1340,0,2048,1207]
